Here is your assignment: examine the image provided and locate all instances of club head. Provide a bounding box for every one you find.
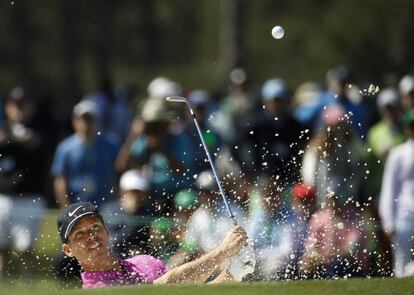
[165,96,188,103]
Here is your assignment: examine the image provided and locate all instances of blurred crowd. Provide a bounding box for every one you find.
[1,66,414,283]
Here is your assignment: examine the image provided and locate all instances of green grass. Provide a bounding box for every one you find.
[35,209,61,256]
[0,278,412,295]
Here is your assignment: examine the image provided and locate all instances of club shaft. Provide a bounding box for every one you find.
[189,108,236,222]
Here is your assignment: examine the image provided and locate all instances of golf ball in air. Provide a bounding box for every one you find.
[271,25,284,39]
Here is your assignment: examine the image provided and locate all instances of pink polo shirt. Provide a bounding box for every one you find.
[81,255,167,289]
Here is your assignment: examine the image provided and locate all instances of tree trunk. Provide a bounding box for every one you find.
[94,0,115,86]
[58,0,80,104]
[10,0,34,90]
[219,0,246,83]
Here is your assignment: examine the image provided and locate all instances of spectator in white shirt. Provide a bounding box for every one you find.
[379,109,414,277]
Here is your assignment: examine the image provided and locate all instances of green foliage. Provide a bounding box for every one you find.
[0,0,414,114]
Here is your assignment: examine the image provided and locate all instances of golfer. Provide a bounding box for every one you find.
[57,202,248,288]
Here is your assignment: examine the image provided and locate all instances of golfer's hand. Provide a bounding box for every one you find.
[219,226,248,258]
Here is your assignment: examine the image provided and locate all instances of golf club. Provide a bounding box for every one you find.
[166,95,237,225]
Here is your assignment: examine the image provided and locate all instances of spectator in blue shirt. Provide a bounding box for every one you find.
[51,100,119,209]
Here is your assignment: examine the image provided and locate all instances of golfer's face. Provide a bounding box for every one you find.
[66,215,110,262]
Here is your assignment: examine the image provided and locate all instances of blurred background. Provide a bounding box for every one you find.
[1,0,414,115]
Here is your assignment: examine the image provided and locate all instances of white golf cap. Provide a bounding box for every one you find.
[377,88,400,109]
[119,170,150,192]
[196,170,216,191]
[73,100,99,118]
[399,75,414,96]
[147,77,181,98]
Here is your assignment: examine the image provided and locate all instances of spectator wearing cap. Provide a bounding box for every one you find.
[116,77,195,203]
[0,86,47,279]
[114,109,186,211]
[366,88,404,201]
[302,118,369,278]
[231,78,303,183]
[140,77,182,123]
[399,75,414,111]
[100,170,153,258]
[301,104,365,206]
[52,100,119,282]
[118,169,151,214]
[379,109,414,277]
[137,77,184,158]
[51,100,119,209]
[365,88,404,275]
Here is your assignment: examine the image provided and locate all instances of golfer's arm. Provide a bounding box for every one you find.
[154,247,226,284]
